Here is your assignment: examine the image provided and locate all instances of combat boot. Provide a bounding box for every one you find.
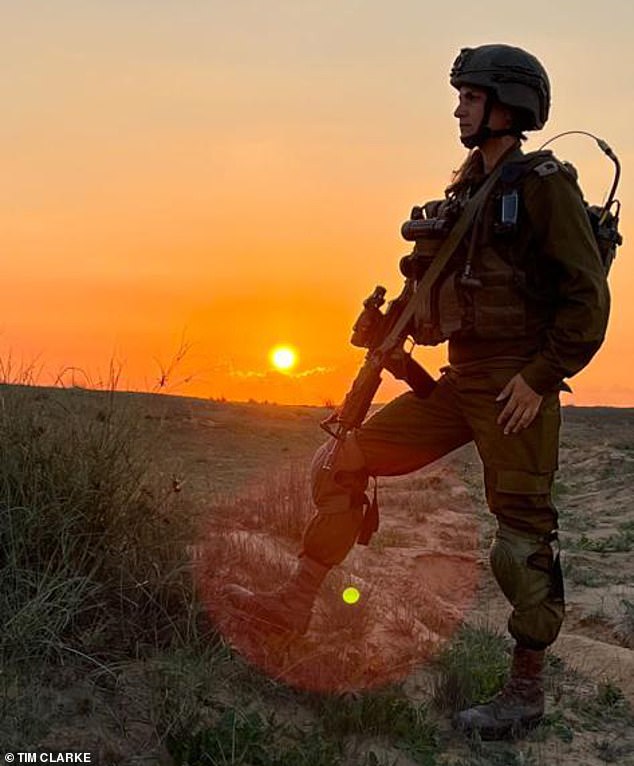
[221,555,330,635]
[454,645,545,740]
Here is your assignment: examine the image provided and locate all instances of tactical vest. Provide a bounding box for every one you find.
[427,150,582,345]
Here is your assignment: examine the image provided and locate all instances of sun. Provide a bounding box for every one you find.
[270,345,298,372]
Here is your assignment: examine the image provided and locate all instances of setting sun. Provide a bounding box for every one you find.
[270,345,298,372]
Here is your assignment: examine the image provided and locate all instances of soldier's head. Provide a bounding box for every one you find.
[450,44,551,149]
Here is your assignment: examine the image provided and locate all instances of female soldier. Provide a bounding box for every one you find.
[225,44,610,740]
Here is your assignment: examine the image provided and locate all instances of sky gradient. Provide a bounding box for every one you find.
[3,1,633,405]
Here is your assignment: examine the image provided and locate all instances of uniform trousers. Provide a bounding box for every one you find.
[302,360,564,650]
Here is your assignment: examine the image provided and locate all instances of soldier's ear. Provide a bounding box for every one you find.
[501,105,514,129]
[489,101,514,130]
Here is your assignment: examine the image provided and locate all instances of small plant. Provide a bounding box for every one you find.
[151,641,235,745]
[539,709,574,744]
[360,753,399,766]
[450,745,539,766]
[431,625,510,713]
[572,522,634,553]
[313,685,438,763]
[594,734,633,763]
[558,506,591,532]
[169,708,280,765]
[563,557,605,587]
[596,681,625,708]
[569,679,633,730]
[384,601,418,639]
[167,707,343,766]
[219,463,314,543]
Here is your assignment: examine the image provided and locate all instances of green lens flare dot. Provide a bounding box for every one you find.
[342,586,361,604]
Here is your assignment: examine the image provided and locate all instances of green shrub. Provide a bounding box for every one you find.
[167,707,342,766]
[572,523,634,553]
[311,686,438,763]
[431,625,510,713]
[0,385,202,664]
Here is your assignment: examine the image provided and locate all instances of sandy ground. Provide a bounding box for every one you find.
[14,389,634,763]
[188,401,634,696]
[189,398,634,764]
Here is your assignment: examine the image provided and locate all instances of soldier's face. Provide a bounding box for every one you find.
[454,86,512,141]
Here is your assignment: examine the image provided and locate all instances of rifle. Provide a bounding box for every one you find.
[316,168,503,543]
[318,155,521,459]
[320,280,436,454]
[319,204,456,458]
[316,276,437,544]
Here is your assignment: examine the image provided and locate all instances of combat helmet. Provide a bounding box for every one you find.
[451,44,551,148]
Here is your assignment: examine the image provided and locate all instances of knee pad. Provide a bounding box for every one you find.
[490,524,564,650]
[311,432,368,513]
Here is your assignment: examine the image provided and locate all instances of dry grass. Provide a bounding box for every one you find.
[0,384,203,662]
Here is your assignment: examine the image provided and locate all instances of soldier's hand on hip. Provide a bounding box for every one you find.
[495,374,543,435]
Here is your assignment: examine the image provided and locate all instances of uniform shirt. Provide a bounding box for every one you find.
[447,151,610,394]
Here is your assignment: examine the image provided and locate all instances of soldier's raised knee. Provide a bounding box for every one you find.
[310,432,368,512]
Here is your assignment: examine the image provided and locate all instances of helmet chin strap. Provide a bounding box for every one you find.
[460,93,523,149]
[460,127,521,149]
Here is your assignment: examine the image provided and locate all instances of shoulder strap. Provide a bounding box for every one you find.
[376,156,511,353]
[501,149,580,185]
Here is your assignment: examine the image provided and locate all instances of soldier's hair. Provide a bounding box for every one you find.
[446,149,485,196]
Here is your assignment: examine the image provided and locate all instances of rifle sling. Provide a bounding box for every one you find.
[376,155,514,355]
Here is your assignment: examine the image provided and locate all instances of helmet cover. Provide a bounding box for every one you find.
[450,44,550,130]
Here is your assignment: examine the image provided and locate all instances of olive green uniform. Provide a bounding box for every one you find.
[304,149,610,651]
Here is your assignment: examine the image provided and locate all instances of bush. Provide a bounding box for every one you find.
[0,384,202,664]
[431,625,511,713]
[168,707,343,766]
[311,686,438,763]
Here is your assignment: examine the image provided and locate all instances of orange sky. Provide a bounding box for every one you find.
[3,2,634,406]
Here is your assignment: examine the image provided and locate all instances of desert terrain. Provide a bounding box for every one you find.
[2,385,633,764]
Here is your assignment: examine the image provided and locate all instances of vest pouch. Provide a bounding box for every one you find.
[413,322,446,346]
[437,272,464,339]
[473,269,526,339]
[410,240,456,346]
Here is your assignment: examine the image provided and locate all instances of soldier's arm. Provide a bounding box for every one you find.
[518,167,610,394]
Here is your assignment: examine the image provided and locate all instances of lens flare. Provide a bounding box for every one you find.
[270,345,297,371]
[342,586,361,604]
[200,459,480,695]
